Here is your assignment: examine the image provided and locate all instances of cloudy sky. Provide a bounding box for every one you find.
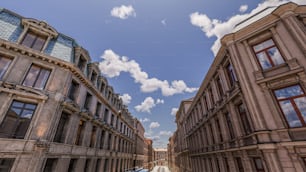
[2,0,305,148]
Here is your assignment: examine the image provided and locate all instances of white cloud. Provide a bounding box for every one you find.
[161,19,167,26]
[99,50,198,96]
[190,0,306,55]
[135,97,164,113]
[148,135,160,141]
[139,118,150,123]
[111,5,136,19]
[171,108,178,116]
[119,93,132,105]
[149,122,160,129]
[239,5,248,13]
[159,131,172,136]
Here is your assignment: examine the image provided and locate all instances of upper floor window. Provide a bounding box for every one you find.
[253,39,284,70]
[226,63,237,87]
[253,158,265,172]
[23,64,51,90]
[91,71,98,84]
[84,93,92,110]
[236,157,244,172]
[238,103,252,135]
[21,31,47,51]
[0,56,12,80]
[78,56,87,72]
[0,100,37,139]
[68,80,79,101]
[225,112,235,140]
[43,158,58,172]
[75,120,85,145]
[274,85,306,128]
[0,159,15,172]
[95,102,101,119]
[53,112,69,143]
[216,76,224,97]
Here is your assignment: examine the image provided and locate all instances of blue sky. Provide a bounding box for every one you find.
[1,0,305,148]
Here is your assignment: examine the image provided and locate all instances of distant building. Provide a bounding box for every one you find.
[144,139,153,170]
[153,148,168,166]
[172,2,306,172]
[133,118,145,168]
[0,7,144,172]
[167,134,178,172]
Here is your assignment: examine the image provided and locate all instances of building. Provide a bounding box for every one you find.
[174,2,306,172]
[144,138,153,170]
[167,134,177,172]
[0,8,143,172]
[133,118,145,169]
[173,98,193,172]
[153,148,168,166]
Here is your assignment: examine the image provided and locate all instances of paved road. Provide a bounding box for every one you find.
[151,166,171,172]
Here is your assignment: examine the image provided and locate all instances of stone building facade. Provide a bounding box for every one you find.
[0,8,145,172]
[174,2,306,172]
[133,118,145,169]
[144,138,153,170]
[153,148,168,166]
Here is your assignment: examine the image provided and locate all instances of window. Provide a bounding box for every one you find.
[53,112,69,143]
[225,113,235,140]
[238,103,252,134]
[84,93,92,110]
[75,120,85,145]
[100,130,105,149]
[216,76,224,97]
[77,56,87,72]
[68,80,79,101]
[224,157,230,172]
[68,159,77,172]
[43,158,57,172]
[236,157,244,172]
[95,102,101,119]
[95,159,101,172]
[110,114,114,126]
[0,158,15,172]
[90,126,97,148]
[303,157,306,167]
[253,158,265,172]
[91,71,97,84]
[0,101,37,139]
[84,159,91,172]
[21,31,47,51]
[253,39,284,70]
[107,134,112,150]
[216,118,223,142]
[104,108,109,123]
[23,65,51,90]
[104,159,109,172]
[274,85,306,128]
[0,56,12,80]
[226,63,237,87]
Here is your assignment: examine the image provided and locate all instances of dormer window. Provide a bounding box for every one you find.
[21,31,47,51]
[78,56,87,72]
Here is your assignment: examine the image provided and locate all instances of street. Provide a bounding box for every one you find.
[150,166,171,172]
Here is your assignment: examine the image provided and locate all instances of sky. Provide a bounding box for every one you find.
[1,0,305,148]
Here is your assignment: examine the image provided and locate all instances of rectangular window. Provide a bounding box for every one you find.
[68,80,79,101]
[104,159,109,172]
[217,76,224,97]
[95,159,101,172]
[91,71,97,84]
[0,56,12,80]
[209,123,215,144]
[84,159,91,172]
[100,130,105,149]
[253,158,265,172]
[107,134,112,150]
[0,101,37,139]
[68,159,77,172]
[226,63,237,87]
[95,102,101,119]
[238,103,252,134]
[23,65,51,90]
[274,85,306,128]
[43,158,57,172]
[110,114,114,126]
[53,112,69,143]
[104,108,109,123]
[21,31,46,51]
[253,39,285,70]
[77,56,87,72]
[225,113,235,140]
[84,93,92,110]
[75,120,85,145]
[224,157,230,172]
[216,118,223,142]
[90,126,97,148]
[0,158,15,172]
[236,157,244,172]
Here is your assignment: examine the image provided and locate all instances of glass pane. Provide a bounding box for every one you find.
[23,65,40,87]
[34,69,50,89]
[21,33,36,47]
[256,52,272,69]
[253,39,274,52]
[25,103,37,110]
[267,47,284,66]
[0,57,12,79]
[11,108,21,115]
[254,158,264,170]
[12,101,24,108]
[274,85,303,99]
[294,97,306,123]
[21,110,34,119]
[279,100,302,127]
[32,36,46,51]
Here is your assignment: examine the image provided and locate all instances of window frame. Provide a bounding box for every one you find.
[20,30,47,51]
[22,64,51,90]
[273,84,306,128]
[252,38,285,70]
